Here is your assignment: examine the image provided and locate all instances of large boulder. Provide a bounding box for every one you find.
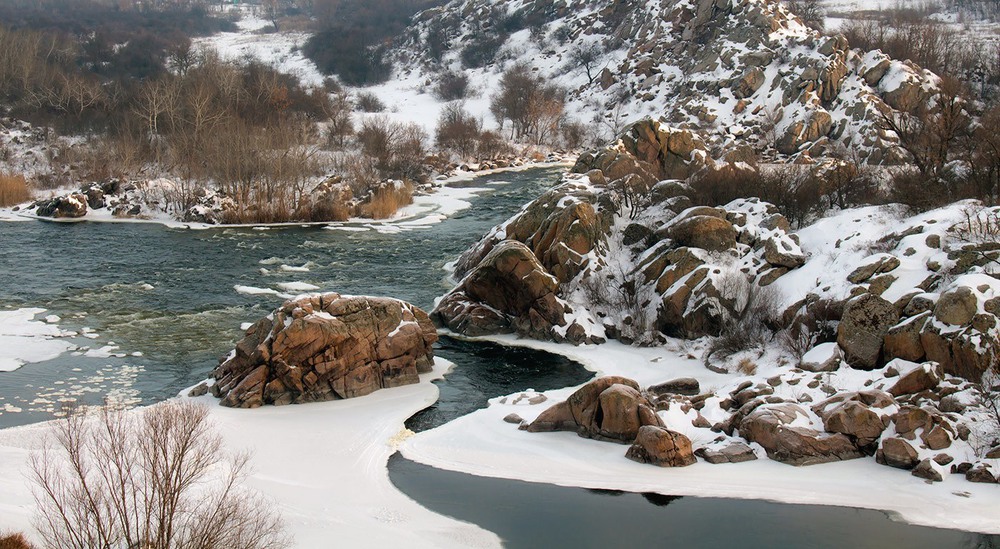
[876,437,920,470]
[667,214,737,252]
[35,193,88,218]
[934,287,978,326]
[527,376,664,442]
[738,403,864,465]
[818,400,887,451]
[211,293,437,407]
[626,425,697,467]
[837,294,899,370]
[433,240,596,344]
[574,119,711,181]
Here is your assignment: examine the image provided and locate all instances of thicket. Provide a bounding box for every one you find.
[842,10,1000,103]
[302,0,441,85]
[490,63,567,145]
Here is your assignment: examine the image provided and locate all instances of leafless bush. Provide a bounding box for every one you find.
[323,90,354,149]
[354,91,385,113]
[580,264,655,345]
[435,102,482,159]
[704,272,783,366]
[30,400,290,549]
[783,0,825,32]
[490,62,566,145]
[0,532,34,549]
[0,173,31,207]
[433,70,471,101]
[356,116,428,182]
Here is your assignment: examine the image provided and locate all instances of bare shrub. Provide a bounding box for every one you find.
[435,102,482,159]
[433,70,470,101]
[323,90,354,149]
[783,0,825,32]
[31,400,289,549]
[704,272,783,366]
[357,116,428,182]
[0,532,34,549]
[490,62,566,145]
[354,91,385,113]
[0,173,31,207]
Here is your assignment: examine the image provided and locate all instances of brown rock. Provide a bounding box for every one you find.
[883,314,929,363]
[433,240,591,343]
[648,377,700,396]
[668,215,737,252]
[820,400,887,449]
[626,425,697,467]
[837,294,899,369]
[934,287,978,326]
[213,293,437,408]
[887,362,941,397]
[966,465,997,483]
[527,377,662,442]
[738,403,864,465]
[696,442,758,464]
[892,406,932,439]
[876,437,919,469]
[912,458,943,482]
[921,424,952,451]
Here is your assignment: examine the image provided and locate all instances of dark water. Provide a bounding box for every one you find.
[389,455,998,549]
[406,335,593,433]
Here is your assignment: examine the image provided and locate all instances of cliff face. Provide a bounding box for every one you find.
[393,0,938,162]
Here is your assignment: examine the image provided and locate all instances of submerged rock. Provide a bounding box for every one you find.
[212,293,437,408]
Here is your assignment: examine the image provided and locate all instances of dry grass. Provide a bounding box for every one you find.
[0,173,31,207]
[363,182,413,219]
[736,357,758,376]
[0,532,34,549]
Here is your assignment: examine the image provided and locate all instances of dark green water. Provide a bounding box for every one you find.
[0,169,562,427]
[1,167,996,547]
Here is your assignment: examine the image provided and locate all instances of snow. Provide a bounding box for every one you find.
[0,359,501,548]
[400,334,1000,535]
[194,11,326,89]
[276,281,321,292]
[0,308,74,372]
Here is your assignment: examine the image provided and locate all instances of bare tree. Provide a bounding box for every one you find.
[30,400,290,549]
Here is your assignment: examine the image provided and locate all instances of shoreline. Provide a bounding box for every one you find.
[0,161,571,231]
[400,332,1000,536]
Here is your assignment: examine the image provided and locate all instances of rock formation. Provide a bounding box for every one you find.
[211,293,437,407]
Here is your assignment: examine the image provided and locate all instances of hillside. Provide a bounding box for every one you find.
[392,0,940,162]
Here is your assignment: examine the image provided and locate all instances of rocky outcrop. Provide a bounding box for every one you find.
[397,0,940,163]
[738,403,864,465]
[837,294,898,370]
[527,376,663,443]
[433,240,598,344]
[626,425,697,467]
[35,194,87,218]
[211,293,437,407]
[574,120,712,181]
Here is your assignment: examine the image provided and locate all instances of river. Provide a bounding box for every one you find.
[0,167,995,547]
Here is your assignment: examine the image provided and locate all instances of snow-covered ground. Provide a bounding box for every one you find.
[194,9,326,88]
[401,334,1000,535]
[0,358,501,548]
